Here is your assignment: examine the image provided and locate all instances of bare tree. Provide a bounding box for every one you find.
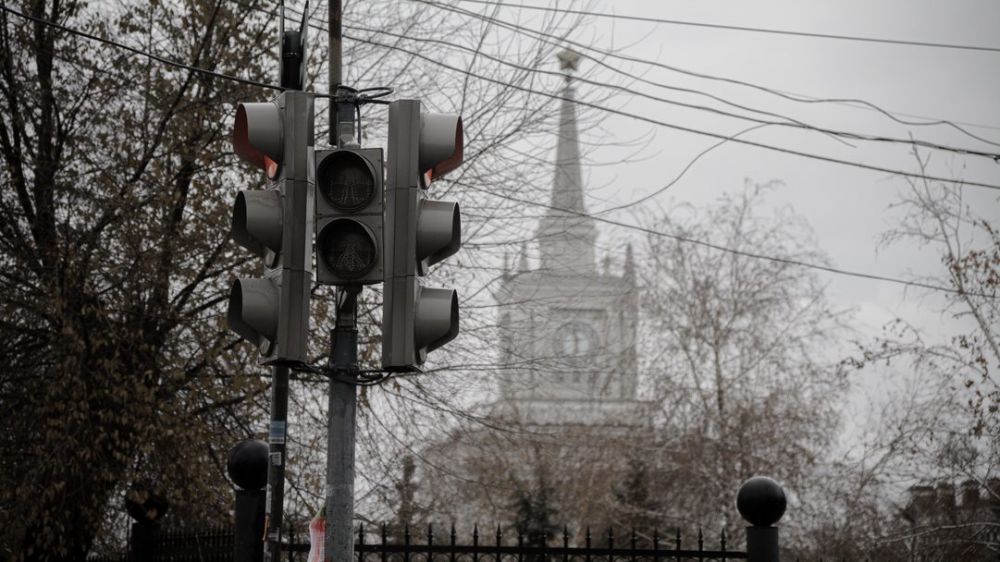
[637,181,849,540]
[833,151,1000,560]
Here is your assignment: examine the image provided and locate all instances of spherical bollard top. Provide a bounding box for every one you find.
[227,439,269,491]
[737,476,786,527]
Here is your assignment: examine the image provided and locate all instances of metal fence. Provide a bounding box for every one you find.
[92,523,746,562]
[90,478,785,562]
[334,524,745,562]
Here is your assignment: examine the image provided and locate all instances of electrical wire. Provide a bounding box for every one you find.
[10,3,996,299]
[352,33,1000,191]
[260,0,1000,149]
[458,180,998,300]
[453,0,1000,54]
[421,0,1000,146]
[265,1,1000,176]
[343,21,1000,160]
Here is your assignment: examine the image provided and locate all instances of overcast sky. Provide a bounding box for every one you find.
[479,0,1000,341]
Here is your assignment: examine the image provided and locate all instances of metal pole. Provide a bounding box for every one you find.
[326,8,360,560]
[325,286,361,562]
[234,489,266,562]
[745,526,779,562]
[329,0,356,148]
[264,364,290,562]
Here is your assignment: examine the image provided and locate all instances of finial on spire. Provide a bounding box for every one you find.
[557,49,581,80]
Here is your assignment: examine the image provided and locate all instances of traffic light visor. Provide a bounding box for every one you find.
[232,190,283,262]
[416,200,461,274]
[415,287,459,354]
[234,102,283,178]
[227,278,279,349]
[419,113,463,180]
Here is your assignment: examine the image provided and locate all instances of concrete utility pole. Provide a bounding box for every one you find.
[325,3,360,562]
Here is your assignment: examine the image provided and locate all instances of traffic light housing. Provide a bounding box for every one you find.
[314,148,384,285]
[383,100,463,371]
[227,91,314,366]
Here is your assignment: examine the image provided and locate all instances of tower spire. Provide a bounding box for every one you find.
[537,49,596,274]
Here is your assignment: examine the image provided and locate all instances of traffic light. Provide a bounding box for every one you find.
[227,91,314,366]
[314,148,384,285]
[382,100,463,371]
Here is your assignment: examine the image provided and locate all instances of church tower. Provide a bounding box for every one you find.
[494,50,642,428]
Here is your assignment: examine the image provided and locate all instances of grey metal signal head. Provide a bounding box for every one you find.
[383,100,464,371]
[232,190,283,266]
[416,199,461,275]
[414,287,459,363]
[233,102,283,175]
[227,278,279,355]
[314,147,384,286]
[419,112,463,181]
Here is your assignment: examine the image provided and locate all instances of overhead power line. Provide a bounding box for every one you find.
[352,33,1000,191]
[458,181,997,300]
[11,2,996,298]
[273,0,1000,145]
[453,0,1000,54]
[344,22,1000,160]
[16,2,1000,192]
[423,0,1000,146]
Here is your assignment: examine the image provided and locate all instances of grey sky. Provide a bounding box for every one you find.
[480,0,1000,342]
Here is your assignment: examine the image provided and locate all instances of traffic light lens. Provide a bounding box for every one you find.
[317,151,377,211]
[319,220,378,279]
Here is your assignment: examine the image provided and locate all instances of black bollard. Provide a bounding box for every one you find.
[737,476,786,562]
[229,439,270,562]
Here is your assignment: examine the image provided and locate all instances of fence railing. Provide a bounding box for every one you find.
[91,478,785,562]
[90,524,746,562]
[282,524,746,561]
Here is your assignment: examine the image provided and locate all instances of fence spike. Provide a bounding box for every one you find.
[607,526,614,549]
[585,526,592,547]
[381,523,388,545]
[428,523,434,546]
[359,523,365,546]
[496,524,502,546]
[471,524,479,562]
[404,524,411,545]
[720,528,726,552]
[563,525,570,548]
[449,522,456,562]
[697,528,703,552]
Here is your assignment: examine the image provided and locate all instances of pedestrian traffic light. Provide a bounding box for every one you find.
[314,148,384,285]
[227,91,314,366]
[382,100,463,371]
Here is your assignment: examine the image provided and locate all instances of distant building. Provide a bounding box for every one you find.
[412,51,652,532]
[490,48,646,430]
[896,479,1000,560]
